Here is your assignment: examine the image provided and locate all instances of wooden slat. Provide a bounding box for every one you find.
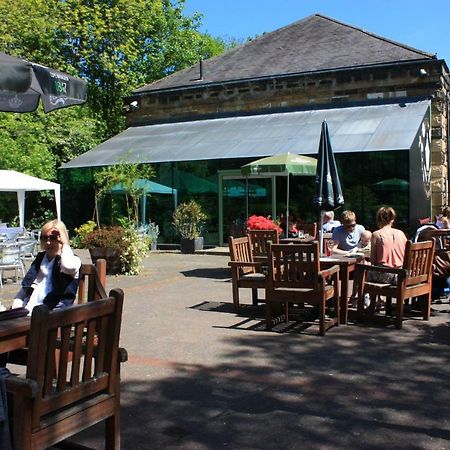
[7,290,126,449]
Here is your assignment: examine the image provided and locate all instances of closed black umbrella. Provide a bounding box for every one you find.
[313,120,344,252]
[0,52,87,113]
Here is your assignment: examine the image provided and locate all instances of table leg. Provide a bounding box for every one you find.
[340,265,350,324]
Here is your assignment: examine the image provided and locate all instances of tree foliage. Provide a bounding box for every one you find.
[0,0,227,227]
[0,0,226,167]
[93,158,155,226]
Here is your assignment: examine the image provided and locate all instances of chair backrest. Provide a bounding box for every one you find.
[0,242,21,264]
[25,289,124,428]
[424,228,450,250]
[228,235,255,275]
[298,222,318,239]
[402,239,435,287]
[247,229,279,261]
[268,242,321,290]
[19,239,37,257]
[77,258,107,303]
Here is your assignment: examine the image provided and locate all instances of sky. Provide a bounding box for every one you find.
[183,0,450,64]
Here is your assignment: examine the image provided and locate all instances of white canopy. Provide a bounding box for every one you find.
[0,170,60,227]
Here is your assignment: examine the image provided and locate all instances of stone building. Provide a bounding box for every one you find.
[64,14,450,245]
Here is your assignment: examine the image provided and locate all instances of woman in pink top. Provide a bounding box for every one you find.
[368,206,407,283]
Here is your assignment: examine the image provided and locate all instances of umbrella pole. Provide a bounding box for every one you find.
[320,210,325,255]
[286,174,290,237]
[245,177,249,219]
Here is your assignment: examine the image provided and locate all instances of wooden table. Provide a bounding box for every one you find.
[0,316,30,353]
[320,255,363,324]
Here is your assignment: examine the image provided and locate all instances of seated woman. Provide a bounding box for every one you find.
[12,219,81,314]
[436,206,450,229]
[368,206,407,284]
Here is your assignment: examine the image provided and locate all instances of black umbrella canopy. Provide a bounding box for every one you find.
[0,52,88,113]
[313,120,344,211]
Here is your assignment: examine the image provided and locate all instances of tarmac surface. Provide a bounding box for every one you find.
[1,250,450,449]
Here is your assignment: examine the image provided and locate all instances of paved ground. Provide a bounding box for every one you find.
[1,251,450,449]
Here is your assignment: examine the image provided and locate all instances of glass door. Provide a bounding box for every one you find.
[219,170,274,244]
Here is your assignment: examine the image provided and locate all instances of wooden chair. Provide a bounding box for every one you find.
[265,242,340,335]
[7,259,108,368]
[6,288,126,450]
[356,239,435,329]
[298,222,318,239]
[247,229,279,264]
[77,258,107,303]
[228,236,266,312]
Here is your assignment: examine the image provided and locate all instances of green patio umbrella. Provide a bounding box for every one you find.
[374,178,409,190]
[241,152,317,235]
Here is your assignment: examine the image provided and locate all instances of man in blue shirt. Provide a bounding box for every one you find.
[330,210,365,254]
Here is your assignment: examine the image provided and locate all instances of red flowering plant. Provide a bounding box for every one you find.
[246,215,283,234]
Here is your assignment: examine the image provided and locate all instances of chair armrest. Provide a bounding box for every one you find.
[228,261,264,269]
[6,376,39,399]
[319,264,340,280]
[356,263,408,281]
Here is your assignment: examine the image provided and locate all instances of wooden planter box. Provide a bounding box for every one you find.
[89,247,121,274]
[180,237,204,254]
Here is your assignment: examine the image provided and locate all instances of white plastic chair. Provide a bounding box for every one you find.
[0,243,25,287]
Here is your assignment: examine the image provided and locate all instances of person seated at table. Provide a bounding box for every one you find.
[435,206,450,229]
[287,218,298,237]
[367,206,407,284]
[0,220,81,369]
[11,219,81,315]
[347,230,372,257]
[329,210,365,255]
[322,211,341,232]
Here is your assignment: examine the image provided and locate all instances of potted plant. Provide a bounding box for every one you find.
[137,221,160,251]
[72,220,148,275]
[173,200,207,254]
[81,226,126,274]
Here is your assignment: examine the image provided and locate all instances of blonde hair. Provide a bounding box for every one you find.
[40,219,69,248]
[340,210,356,224]
[360,230,372,242]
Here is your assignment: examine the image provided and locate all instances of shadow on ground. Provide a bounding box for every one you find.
[106,318,450,449]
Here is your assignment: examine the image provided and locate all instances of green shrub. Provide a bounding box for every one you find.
[172,200,207,239]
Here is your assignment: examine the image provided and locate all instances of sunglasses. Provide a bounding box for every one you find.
[345,223,356,229]
[40,234,59,242]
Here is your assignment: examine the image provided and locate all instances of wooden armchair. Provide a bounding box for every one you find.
[298,222,318,239]
[7,259,108,368]
[247,229,279,264]
[77,258,107,303]
[6,288,126,450]
[356,239,435,329]
[266,242,340,335]
[228,236,266,312]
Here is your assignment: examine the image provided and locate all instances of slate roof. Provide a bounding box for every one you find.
[134,14,435,94]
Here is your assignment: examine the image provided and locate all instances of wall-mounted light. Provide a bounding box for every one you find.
[123,100,140,112]
[419,68,428,76]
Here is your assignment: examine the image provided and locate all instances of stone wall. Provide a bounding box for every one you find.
[127,60,450,215]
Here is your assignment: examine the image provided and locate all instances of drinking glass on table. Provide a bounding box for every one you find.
[326,239,335,256]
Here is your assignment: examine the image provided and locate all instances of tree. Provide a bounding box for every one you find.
[93,159,155,226]
[0,0,227,226]
[54,0,226,136]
